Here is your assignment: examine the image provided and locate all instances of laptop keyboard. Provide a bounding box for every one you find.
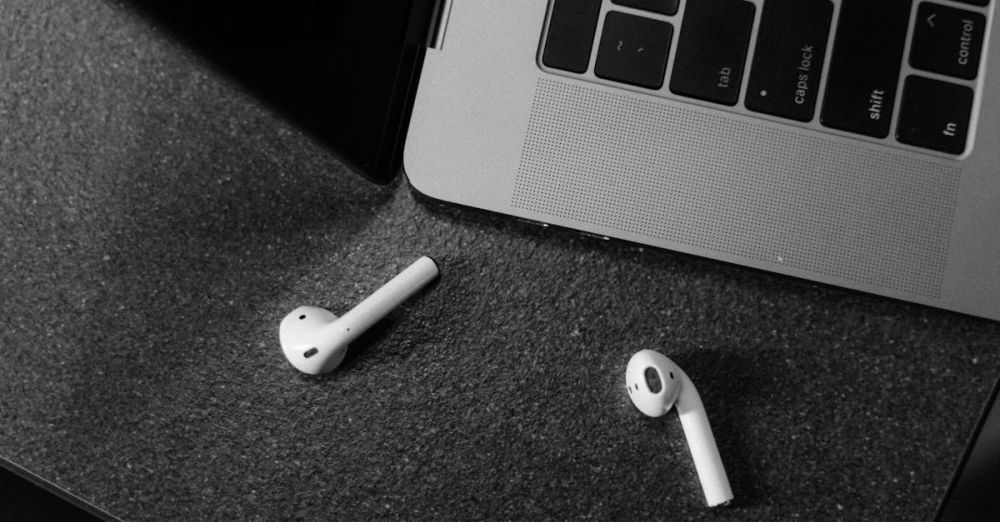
[540,0,991,156]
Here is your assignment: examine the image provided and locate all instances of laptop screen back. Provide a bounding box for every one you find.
[128,0,430,184]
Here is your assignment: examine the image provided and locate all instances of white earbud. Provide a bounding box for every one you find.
[279,256,439,375]
[625,349,733,507]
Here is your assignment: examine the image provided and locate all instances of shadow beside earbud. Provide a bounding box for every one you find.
[318,270,443,377]
[668,348,788,509]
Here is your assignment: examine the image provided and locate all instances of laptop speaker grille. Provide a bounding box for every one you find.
[512,78,961,298]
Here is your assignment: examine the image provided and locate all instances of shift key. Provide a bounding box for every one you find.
[669,0,755,106]
[820,0,912,138]
[745,0,833,122]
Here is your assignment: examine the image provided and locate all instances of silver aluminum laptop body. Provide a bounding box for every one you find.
[404,0,1000,321]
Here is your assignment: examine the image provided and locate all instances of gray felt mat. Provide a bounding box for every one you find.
[2,1,999,520]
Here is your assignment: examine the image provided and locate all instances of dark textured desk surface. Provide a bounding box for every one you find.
[2,1,999,520]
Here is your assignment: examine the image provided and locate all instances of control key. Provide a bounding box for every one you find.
[910,3,986,80]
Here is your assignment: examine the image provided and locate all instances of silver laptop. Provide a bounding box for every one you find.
[138,0,996,320]
[403,0,999,321]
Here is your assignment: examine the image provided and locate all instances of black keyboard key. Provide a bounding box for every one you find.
[611,0,680,16]
[897,76,974,154]
[595,12,673,89]
[820,0,912,138]
[745,0,833,122]
[911,3,986,80]
[542,0,602,73]
[669,0,755,106]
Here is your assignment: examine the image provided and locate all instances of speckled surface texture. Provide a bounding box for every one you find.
[1,1,999,520]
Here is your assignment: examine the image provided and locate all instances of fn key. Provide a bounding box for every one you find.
[897,76,973,154]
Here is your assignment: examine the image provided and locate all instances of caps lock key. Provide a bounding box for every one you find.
[745,0,833,122]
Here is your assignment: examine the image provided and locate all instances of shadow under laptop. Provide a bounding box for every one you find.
[120,0,427,184]
[411,176,998,334]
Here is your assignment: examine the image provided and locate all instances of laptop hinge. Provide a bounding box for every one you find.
[426,0,454,49]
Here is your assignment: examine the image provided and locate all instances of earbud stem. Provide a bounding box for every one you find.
[675,370,733,507]
[328,256,439,346]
